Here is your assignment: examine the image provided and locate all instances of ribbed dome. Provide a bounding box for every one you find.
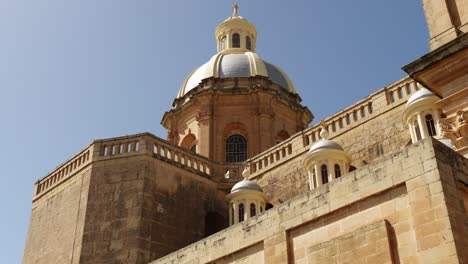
[177,52,296,98]
[308,140,344,154]
[406,88,438,107]
[231,179,263,193]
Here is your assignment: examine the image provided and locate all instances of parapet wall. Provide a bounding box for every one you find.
[246,76,421,203]
[32,133,242,203]
[24,133,241,264]
[151,138,468,264]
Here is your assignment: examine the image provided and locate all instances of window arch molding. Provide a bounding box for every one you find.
[321,164,329,184]
[226,134,247,163]
[232,33,240,48]
[334,164,342,178]
[220,36,227,51]
[425,113,437,136]
[223,122,249,163]
[246,36,252,50]
[238,203,245,222]
[250,203,256,217]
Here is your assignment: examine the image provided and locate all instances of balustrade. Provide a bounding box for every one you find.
[35,147,92,198]
[247,76,419,177]
[151,137,213,176]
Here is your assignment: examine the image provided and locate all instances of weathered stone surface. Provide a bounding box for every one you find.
[150,139,468,264]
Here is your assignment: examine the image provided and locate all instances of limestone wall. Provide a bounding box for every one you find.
[24,133,236,264]
[151,139,468,264]
[23,167,92,264]
[79,154,228,263]
[247,76,419,204]
[163,77,312,163]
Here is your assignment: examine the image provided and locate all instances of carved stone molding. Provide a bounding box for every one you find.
[439,110,468,149]
[167,127,179,145]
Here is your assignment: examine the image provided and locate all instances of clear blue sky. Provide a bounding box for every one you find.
[0,1,428,262]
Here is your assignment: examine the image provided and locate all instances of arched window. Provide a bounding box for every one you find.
[321,164,328,184]
[232,33,240,48]
[220,36,227,51]
[246,36,252,50]
[425,114,437,136]
[414,120,422,141]
[250,203,256,217]
[238,203,244,222]
[226,135,247,163]
[334,164,341,178]
[231,207,234,224]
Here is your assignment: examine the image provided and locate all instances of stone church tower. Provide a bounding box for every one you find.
[161,5,313,162]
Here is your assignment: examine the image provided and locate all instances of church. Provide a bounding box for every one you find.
[23,1,468,264]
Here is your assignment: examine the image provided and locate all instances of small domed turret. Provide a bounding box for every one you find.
[402,86,442,144]
[303,122,351,190]
[226,167,268,226]
[215,4,257,53]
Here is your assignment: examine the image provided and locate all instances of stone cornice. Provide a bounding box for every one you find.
[402,33,468,76]
[163,76,314,128]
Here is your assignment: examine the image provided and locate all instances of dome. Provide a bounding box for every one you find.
[406,88,438,107]
[177,5,297,99]
[308,139,344,154]
[177,52,296,98]
[230,179,263,193]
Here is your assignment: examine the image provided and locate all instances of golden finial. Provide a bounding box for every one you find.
[232,3,239,17]
[319,121,329,140]
[242,166,250,179]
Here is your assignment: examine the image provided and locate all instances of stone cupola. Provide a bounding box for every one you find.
[303,122,351,190]
[402,87,442,144]
[226,168,268,226]
[215,4,257,53]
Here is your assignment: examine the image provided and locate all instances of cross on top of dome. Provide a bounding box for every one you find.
[215,4,257,53]
[232,3,239,17]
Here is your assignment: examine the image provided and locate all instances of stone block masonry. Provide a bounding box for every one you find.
[247,76,420,205]
[151,138,468,264]
[23,133,238,264]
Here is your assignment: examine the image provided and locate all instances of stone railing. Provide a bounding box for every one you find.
[149,135,215,176]
[96,133,218,176]
[33,133,230,201]
[246,76,420,177]
[250,141,293,173]
[98,137,142,157]
[303,78,420,147]
[33,144,94,200]
[385,78,419,105]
